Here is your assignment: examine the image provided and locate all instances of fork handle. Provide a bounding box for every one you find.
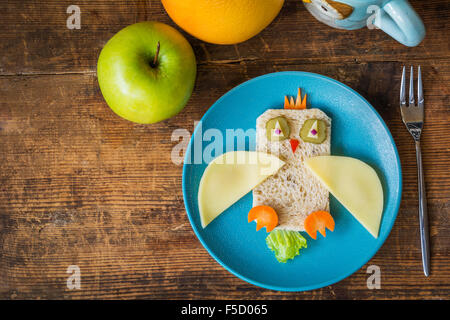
[415,140,430,276]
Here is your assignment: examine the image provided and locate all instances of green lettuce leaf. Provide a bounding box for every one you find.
[266,230,307,263]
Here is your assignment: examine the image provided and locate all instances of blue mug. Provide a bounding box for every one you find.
[303,0,425,47]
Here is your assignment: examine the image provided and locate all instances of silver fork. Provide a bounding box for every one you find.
[400,66,430,276]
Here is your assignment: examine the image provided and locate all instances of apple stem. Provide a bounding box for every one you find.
[151,41,160,68]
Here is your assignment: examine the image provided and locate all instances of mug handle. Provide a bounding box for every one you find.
[373,0,425,47]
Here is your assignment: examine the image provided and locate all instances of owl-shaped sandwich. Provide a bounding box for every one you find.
[252,89,331,231]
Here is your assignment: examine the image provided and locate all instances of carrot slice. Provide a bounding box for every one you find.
[299,93,307,109]
[295,88,302,108]
[248,205,279,232]
[284,96,290,109]
[304,211,335,240]
[284,88,307,109]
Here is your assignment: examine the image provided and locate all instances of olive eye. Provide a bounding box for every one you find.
[300,119,327,144]
[266,116,290,142]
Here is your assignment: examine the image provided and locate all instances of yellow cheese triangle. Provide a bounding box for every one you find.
[305,156,384,238]
[198,151,285,228]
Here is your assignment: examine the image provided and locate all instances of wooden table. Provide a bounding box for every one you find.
[0,0,449,300]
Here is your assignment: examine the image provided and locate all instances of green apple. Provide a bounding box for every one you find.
[97,21,197,124]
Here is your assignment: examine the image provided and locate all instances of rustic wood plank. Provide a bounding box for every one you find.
[0,56,449,299]
[0,0,449,75]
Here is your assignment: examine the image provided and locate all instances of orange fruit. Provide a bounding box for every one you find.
[161,0,285,45]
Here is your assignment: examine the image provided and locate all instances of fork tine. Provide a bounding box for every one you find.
[409,66,415,106]
[400,66,406,106]
[418,66,424,108]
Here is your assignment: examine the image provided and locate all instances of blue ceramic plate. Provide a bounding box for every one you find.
[182,72,401,291]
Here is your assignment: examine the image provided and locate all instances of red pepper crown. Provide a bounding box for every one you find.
[284,88,307,109]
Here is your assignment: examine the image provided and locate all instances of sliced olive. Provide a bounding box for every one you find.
[266,116,290,142]
[300,119,327,144]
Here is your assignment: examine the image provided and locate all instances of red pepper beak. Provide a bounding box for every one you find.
[290,139,299,154]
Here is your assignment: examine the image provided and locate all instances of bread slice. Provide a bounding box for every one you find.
[252,108,331,231]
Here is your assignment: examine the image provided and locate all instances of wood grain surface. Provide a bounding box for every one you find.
[0,0,449,300]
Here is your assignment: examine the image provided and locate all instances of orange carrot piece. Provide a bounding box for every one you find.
[248,205,279,232]
[284,96,290,109]
[295,88,302,108]
[304,211,335,240]
[300,93,307,109]
[285,88,307,109]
